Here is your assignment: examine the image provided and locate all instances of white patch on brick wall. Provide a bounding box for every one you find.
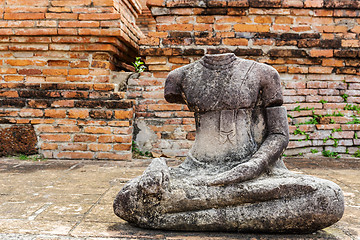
[135,120,157,151]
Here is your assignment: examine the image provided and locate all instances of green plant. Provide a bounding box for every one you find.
[282,154,288,157]
[132,141,152,157]
[341,94,348,103]
[325,111,344,117]
[132,57,146,73]
[294,127,310,141]
[331,136,339,148]
[18,154,46,161]
[330,119,336,124]
[344,104,360,113]
[355,132,358,139]
[347,116,360,124]
[298,152,304,156]
[310,149,319,153]
[293,106,314,112]
[322,150,340,158]
[287,114,294,119]
[324,135,339,147]
[18,154,29,160]
[319,99,328,104]
[354,150,360,158]
[332,127,342,133]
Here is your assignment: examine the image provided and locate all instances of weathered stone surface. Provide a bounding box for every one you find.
[114,53,344,233]
[0,124,38,156]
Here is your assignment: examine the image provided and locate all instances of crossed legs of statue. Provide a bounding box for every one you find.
[114,158,344,233]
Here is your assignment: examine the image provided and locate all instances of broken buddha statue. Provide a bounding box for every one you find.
[114,53,344,233]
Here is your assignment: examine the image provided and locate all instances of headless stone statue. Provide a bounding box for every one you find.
[113,53,344,233]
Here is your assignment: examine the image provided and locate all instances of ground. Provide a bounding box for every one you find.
[0,157,358,240]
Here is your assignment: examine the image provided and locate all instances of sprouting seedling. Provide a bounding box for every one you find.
[132,57,146,73]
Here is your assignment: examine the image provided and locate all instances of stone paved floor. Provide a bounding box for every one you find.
[0,157,359,240]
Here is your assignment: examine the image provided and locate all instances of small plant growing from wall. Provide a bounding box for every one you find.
[132,57,146,73]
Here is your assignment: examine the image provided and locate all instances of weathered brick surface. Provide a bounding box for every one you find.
[0,83,134,160]
[131,0,360,157]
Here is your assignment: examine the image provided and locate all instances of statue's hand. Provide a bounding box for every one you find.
[206,158,265,186]
[138,158,170,195]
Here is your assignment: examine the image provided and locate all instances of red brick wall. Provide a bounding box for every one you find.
[131,0,360,158]
[0,0,143,160]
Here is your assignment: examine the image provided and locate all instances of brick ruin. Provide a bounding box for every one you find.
[0,0,359,160]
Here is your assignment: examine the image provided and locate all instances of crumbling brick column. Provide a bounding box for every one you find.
[0,0,144,160]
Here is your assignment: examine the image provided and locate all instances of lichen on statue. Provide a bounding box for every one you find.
[113,53,344,233]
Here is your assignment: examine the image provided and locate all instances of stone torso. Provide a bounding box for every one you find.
[181,55,260,112]
[165,54,282,166]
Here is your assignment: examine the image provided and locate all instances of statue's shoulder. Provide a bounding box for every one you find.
[167,61,197,79]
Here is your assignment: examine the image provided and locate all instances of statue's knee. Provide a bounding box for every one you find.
[313,180,344,221]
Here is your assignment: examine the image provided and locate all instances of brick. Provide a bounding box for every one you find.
[196,16,214,23]
[48,7,71,12]
[307,81,327,89]
[92,0,113,6]
[19,109,43,117]
[89,143,112,151]
[309,67,333,74]
[59,21,99,28]
[98,135,113,143]
[79,13,120,20]
[55,152,94,159]
[194,37,221,45]
[69,69,89,75]
[43,69,68,76]
[48,60,69,67]
[216,16,251,23]
[275,16,293,24]
[223,38,248,46]
[114,110,133,119]
[332,131,355,139]
[234,24,270,32]
[52,0,91,6]
[37,125,80,133]
[84,126,111,134]
[27,100,50,108]
[15,28,58,35]
[309,49,333,58]
[74,134,97,142]
[4,13,45,20]
[304,0,323,8]
[145,56,167,65]
[114,135,132,143]
[169,57,190,64]
[89,110,113,119]
[40,134,71,142]
[70,61,89,68]
[58,143,87,151]
[97,152,131,160]
[254,16,272,24]
[114,144,132,151]
[4,75,24,82]
[157,24,193,31]
[148,65,172,71]
[41,143,58,150]
[68,109,89,119]
[44,109,67,118]
[283,0,303,7]
[45,13,78,19]
[342,40,360,48]
[214,24,232,31]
